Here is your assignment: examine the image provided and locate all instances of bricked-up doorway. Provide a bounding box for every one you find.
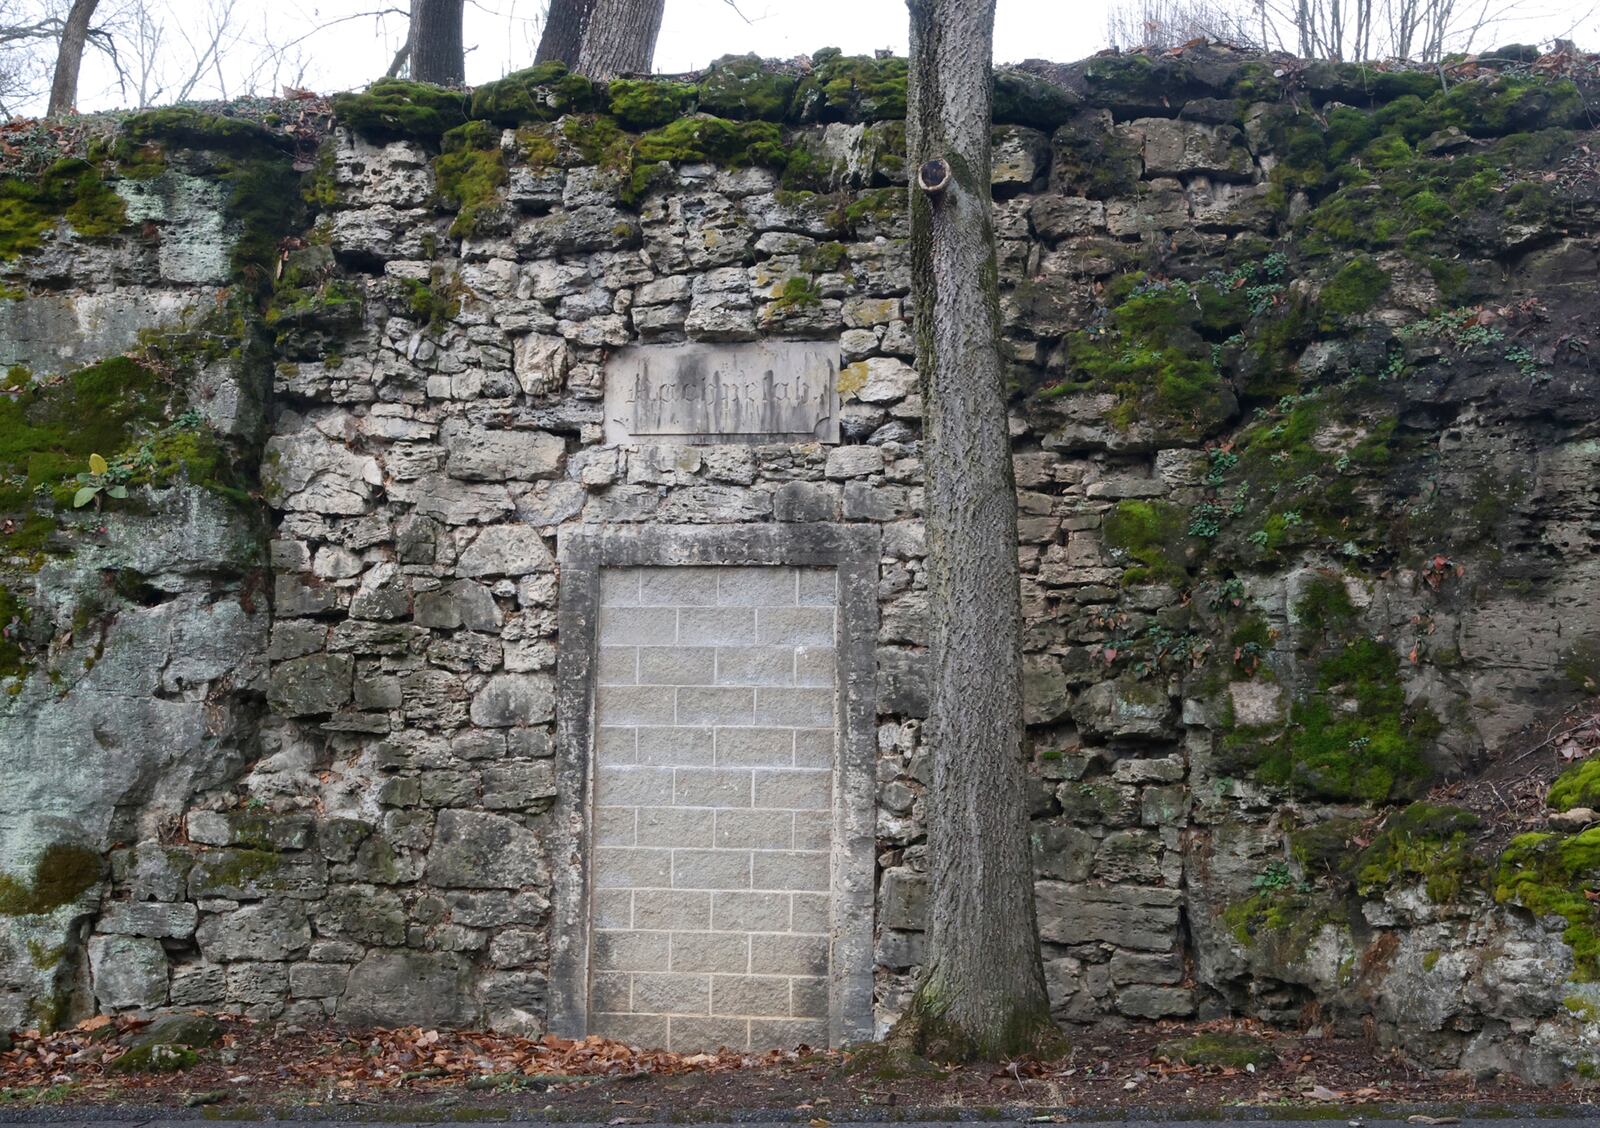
[551,526,879,1052]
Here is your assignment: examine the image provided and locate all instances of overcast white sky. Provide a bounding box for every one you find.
[51,0,1600,115]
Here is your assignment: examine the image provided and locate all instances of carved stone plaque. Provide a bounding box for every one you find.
[603,341,839,445]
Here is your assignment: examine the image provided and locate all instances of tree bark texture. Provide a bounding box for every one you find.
[46,0,98,117]
[535,0,593,66]
[573,0,663,78]
[891,0,1058,1062]
[407,0,465,85]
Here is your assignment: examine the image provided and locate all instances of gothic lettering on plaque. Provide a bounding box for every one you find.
[603,341,840,445]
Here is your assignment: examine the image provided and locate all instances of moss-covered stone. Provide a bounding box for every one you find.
[331,79,470,142]
[0,158,127,259]
[470,62,605,128]
[1153,1032,1275,1068]
[992,68,1079,130]
[633,114,785,166]
[121,108,277,152]
[1050,110,1141,199]
[607,78,697,131]
[1551,760,1600,813]
[1318,256,1390,321]
[697,54,796,121]
[434,121,508,238]
[792,50,908,123]
[0,843,102,916]
[106,1042,198,1074]
[1060,275,1235,439]
[1353,803,1483,902]
[1257,638,1440,803]
[1496,827,1600,981]
[1103,499,1190,587]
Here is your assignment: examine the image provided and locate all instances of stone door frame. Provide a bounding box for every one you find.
[550,523,881,1047]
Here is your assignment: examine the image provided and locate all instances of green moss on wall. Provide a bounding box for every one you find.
[1103,499,1190,587]
[122,108,277,151]
[330,79,470,142]
[1319,256,1390,321]
[1550,760,1600,813]
[1257,638,1438,803]
[1294,574,1356,643]
[1496,827,1600,980]
[470,62,604,128]
[0,583,29,679]
[793,50,907,122]
[633,114,785,166]
[607,78,697,131]
[1061,276,1235,439]
[434,121,508,238]
[0,843,102,915]
[1353,803,1483,902]
[697,54,796,121]
[0,158,127,260]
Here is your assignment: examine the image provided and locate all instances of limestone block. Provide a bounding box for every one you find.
[195,903,311,962]
[442,420,564,481]
[1035,882,1181,951]
[880,867,928,931]
[991,125,1051,189]
[424,810,549,889]
[89,935,169,1009]
[1073,676,1178,740]
[1130,118,1254,180]
[1033,823,1094,882]
[268,654,354,716]
[455,525,555,578]
[314,885,407,946]
[840,356,917,405]
[824,445,884,480]
[471,673,556,727]
[1229,680,1286,728]
[512,332,569,396]
[97,902,198,940]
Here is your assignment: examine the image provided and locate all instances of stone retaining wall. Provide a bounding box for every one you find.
[1,47,1599,1079]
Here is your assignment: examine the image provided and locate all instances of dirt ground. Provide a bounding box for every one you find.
[2,1015,1594,1117]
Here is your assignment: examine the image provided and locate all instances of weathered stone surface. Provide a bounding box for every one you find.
[880,868,928,931]
[470,673,555,727]
[455,525,554,577]
[442,420,564,481]
[268,654,354,716]
[98,902,199,939]
[195,903,312,962]
[89,936,168,1009]
[339,951,481,1027]
[1074,677,1177,740]
[1043,884,1180,953]
[425,810,549,889]
[602,340,840,444]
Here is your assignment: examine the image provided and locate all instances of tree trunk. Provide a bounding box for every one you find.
[46,0,99,117]
[407,0,465,85]
[888,0,1059,1063]
[535,0,593,66]
[573,0,663,78]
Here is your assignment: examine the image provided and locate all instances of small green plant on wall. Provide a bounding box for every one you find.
[72,454,127,509]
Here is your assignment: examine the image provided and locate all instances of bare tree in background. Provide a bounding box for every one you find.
[407,0,465,84]
[45,0,96,113]
[1108,0,1570,61]
[1107,0,1260,49]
